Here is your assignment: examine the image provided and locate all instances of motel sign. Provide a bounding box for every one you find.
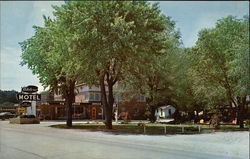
[21,85,38,93]
[16,85,40,116]
[16,93,41,101]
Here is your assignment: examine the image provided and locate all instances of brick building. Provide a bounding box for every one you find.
[38,83,147,120]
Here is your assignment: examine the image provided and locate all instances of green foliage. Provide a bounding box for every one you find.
[20,9,79,127]
[20,14,79,94]
[20,1,180,128]
[170,48,204,112]
[187,15,249,108]
[19,1,248,127]
[115,9,181,107]
[52,1,180,85]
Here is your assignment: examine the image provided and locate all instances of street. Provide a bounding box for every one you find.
[0,121,248,159]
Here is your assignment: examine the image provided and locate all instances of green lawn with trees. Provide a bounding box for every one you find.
[20,1,249,129]
[50,122,249,135]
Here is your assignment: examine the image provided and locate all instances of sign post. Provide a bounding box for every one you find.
[113,103,118,123]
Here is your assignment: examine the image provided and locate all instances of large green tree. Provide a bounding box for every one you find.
[51,1,178,128]
[169,48,207,122]
[20,16,80,127]
[187,16,249,128]
[122,43,181,122]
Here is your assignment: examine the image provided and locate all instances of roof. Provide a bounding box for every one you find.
[75,83,87,87]
[157,105,175,109]
[75,83,108,88]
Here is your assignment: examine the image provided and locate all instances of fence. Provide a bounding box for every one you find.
[142,125,203,135]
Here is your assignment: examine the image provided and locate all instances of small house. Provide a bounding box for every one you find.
[155,105,176,121]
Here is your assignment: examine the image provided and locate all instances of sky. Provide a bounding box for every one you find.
[0,1,249,92]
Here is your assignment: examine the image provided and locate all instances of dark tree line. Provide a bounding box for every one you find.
[0,90,18,105]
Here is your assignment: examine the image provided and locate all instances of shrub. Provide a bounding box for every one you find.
[244,120,249,126]
[210,114,221,129]
[137,121,145,126]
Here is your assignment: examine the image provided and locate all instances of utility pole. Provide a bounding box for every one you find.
[115,95,119,123]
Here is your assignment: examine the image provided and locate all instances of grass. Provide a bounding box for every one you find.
[50,122,249,135]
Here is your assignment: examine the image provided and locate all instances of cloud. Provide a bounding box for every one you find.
[32,1,64,23]
[183,8,248,48]
[1,46,50,92]
[1,1,248,91]
[0,46,39,90]
[158,1,249,48]
[184,13,219,47]
[24,1,64,38]
[1,1,63,91]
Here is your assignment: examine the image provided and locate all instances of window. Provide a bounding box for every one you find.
[89,93,95,101]
[95,93,100,101]
[168,109,172,115]
[89,93,100,101]
[137,95,145,102]
[85,93,89,100]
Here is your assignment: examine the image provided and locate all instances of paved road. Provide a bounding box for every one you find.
[0,121,248,159]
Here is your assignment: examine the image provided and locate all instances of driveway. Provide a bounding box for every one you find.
[0,121,248,159]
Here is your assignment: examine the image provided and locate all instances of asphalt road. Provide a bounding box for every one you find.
[0,121,248,159]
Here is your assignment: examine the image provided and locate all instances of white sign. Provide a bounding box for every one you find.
[17,94,41,101]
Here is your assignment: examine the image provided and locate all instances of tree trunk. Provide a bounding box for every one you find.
[174,109,181,122]
[237,96,246,129]
[99,74,113,129]
[146,95,156,123]
[189,111,197,122]
[66,81,75,127]
[107,81,115,129]
[105,105,113,129]
[149,105,156,123]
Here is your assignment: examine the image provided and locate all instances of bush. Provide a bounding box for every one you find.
[137,121,145,126]
[210,114,220,129]
[144,111,151,119]
[167,120,181,124]
[244,120,249,126]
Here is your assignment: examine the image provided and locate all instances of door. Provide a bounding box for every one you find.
[91,107,96,120]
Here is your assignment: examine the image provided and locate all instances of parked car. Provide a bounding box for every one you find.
[0,112,15,120]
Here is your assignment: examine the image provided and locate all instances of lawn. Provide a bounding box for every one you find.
[50,122,249,135]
